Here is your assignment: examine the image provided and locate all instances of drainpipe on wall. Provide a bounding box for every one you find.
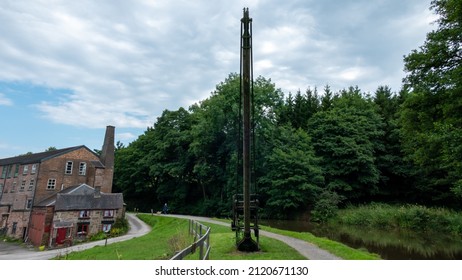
[25,162,40,243]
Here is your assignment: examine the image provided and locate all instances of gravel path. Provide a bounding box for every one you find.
[167,214,341,260]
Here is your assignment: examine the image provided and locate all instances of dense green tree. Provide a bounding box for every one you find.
[373,86,415,201]
[401,0,462,205]
[321,85,334,111]
[259,126,324,219]
[147,108,196,211]
[308,88,384,202]
[113,130,158,210]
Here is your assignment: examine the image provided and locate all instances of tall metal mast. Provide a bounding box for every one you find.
[237,7,259,252]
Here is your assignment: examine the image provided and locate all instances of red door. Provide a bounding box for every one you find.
[56,228,67,244]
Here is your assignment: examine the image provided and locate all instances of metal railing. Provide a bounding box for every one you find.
[170,220,211,260]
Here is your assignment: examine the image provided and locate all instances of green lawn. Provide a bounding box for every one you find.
[57,214,305,260]
[57,214,379,260]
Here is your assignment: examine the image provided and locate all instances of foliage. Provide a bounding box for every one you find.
[259,126,324,218]
[401,0,462,205]
[110,217,130,236]
[112,0,462,219]
[308,87,384,201]
[311,190,343,223]
[335,203,462,236]
[258,224,380,260]
[58,215,310,260]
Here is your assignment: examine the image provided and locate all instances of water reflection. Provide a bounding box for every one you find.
[261,220,462,259]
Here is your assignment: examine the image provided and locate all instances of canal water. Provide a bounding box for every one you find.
[260,219,462,259]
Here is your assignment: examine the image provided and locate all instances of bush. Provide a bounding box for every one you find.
[89,231,107,241]
[311,190,343,223]
[334,203,462,236]
[110,217,129,236]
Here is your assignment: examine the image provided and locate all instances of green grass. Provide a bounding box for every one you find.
[259,225,380,260]
[57,214,305,260]
[57,215,191,260]
[213,218,380,260]
[190,221,305,260]
[334,203,462,236]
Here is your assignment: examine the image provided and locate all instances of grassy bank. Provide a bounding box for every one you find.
[258,225,380,260]
[333,203,462,236]
[57,214,381,260]
[57,214,191,259]
[57,214,305,260]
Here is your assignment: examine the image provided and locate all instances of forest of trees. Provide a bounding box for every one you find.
[113,0,461,221]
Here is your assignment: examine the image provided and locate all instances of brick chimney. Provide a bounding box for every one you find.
[94,186,101,198]
[100,125,115,193]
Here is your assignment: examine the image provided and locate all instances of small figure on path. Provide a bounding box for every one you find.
[162,203,168,214]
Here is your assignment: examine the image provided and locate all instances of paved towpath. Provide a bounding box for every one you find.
[167,214,341,260]
[1,213,340,260]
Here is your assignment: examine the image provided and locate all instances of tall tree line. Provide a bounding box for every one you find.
[114,0,461,219]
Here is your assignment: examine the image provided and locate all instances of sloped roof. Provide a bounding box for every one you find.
[35,183,124,210]
[0,145,101,166]
[54,193,124,211]
[35,184,97,207]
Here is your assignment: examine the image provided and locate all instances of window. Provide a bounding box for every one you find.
[1,166,7,179]
[79,210,90,219]
[77,223,89,235]
[65,161,73,174]
[11,181,16,192]
[23,165,29,175]
[26,199,33,209]
[20,180,26,191]
[102,224,112,233]
[0,183,3,193]
[7,165,13,178]
[12,222,17,235]
[28,179,34,191]
[79,162,87,176]
[103,210,114,218]
[13,164,19,177]
[31,164,37,174]
[47,179,56,190]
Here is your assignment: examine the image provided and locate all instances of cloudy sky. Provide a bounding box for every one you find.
[0,0,436,158]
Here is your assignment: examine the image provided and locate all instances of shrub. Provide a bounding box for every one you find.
[334,203,462,237]
[311,190,343,223]
[110,217,129,236]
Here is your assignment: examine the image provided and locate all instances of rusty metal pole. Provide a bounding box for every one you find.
[237,8,258,252]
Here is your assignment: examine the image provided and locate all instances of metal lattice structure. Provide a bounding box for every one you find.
[231,8,259,252]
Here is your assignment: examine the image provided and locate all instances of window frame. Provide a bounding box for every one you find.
[77,223,89,236]
[23,165,29,175]
[28,179,35,191]
[0,166,6,179]
[79,162,87,176]
[102,223,112,233]
[65,161,73,175]
[13,164,19,177]
[79,210,90,219]
[103,210,114,218]
[26,199,33,209]
[47,179,56,190]
[20,180,26,191]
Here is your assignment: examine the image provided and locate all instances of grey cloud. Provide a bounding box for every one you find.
[0,0,434,129]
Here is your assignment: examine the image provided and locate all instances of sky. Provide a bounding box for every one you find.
[0,0,437,159]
